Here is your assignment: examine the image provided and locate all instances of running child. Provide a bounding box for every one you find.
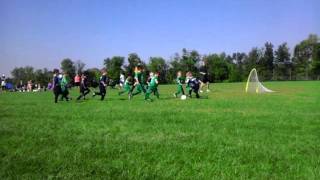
[52,69,61,103]
[200,71,210,93]
[60,72,71,101]
[130,65,146,99]
[174,71,185,98]
[93,69,108,101]
[119,72,125,89]
[77,74,90,100]
[186,72,201,98]
[145,72,159,101]
[118,75,133,98]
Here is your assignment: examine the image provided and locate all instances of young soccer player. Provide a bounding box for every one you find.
[93,69,108,101]
[200,71,210,93]
[130,65,147,99]
[174,71,185,98]
[145,72,159,101]
[52,69,61,103]
[185,71,192,95]
[186,72,201,98]
[119,72,125,89]
[60,72,70,101]
[77,74,90,100]
[118,75,133,98]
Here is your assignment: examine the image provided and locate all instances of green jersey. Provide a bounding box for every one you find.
[176,77,184,85]
[60,76,68,88]
[149,76,158,87]
[125,77,133,86]
[134,71,142,82]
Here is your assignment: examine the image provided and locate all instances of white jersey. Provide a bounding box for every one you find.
[120,74,125,83]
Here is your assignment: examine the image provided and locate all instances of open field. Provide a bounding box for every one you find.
[0,81,319,179]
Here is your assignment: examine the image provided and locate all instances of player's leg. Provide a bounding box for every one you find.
[132,84,142,96]
[188,88,192,98]
[101,86,107,101]
[144,88,151,100]
[194,88,200,98]
[53,86,60,103]
[119,85,129,95]
[77,88,84,100]
[154,87,159,99]
[83,88,90,99]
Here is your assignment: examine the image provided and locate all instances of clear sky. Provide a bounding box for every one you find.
[1,0,319,76]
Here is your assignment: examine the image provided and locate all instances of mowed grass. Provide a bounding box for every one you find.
[0,81,319,179]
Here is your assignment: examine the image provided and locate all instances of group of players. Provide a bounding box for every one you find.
[52,64,210,103]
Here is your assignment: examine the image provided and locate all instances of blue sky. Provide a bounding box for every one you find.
[1,0,319,76]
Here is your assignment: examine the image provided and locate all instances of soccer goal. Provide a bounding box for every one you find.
[245,68,274,93]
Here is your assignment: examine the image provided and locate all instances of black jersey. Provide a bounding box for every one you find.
[188,77,200,90]
[99,75,108,87]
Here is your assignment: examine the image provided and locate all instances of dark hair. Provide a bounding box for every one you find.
[53,69,59,73]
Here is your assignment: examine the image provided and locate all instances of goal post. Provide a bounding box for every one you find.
[245,68,274,93]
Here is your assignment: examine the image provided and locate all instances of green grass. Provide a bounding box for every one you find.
[1,81,320,179]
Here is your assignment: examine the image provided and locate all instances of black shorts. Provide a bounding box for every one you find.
[99,85,106,94]
[201,76,209,83]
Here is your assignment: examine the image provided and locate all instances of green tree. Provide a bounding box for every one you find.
[229,52,247,82]
[125,53,144,75]
[258,42,274,80]
[84,68,101,87]
[74,60,85,75]
[274,43,292,80]
[311,43,320,80]
[104,56,125,82]
[167,53,182,83]
[148,57,168,83]
[61,58,76,80]
[244,48,263,78]
[293,34,318,80]
[180,48,200,75]
[204,54,229,82]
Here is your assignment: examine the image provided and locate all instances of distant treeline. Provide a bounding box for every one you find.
[8,34,320,86]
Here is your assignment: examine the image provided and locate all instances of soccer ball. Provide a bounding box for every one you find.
[181,95,187,100]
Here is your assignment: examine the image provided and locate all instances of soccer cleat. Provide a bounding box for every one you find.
[200,90,203,93]
[173,93,177,98]
[128,93,132,100]
[92,92,96,97]
[206,89,210,92]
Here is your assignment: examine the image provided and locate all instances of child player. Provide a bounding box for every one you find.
[60,72,71,101]
[93,69,108,101]
[52,69,61,103]
[174,71,185,98]
[145,72,159,101]
[77,74,90,100]
[130,64,146,99]
[185,71,192,95]
[200,71,210,93]
[186,72,201,98]
[118,75,133,99]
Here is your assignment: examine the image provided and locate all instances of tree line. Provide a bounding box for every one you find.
[9,34,320,86]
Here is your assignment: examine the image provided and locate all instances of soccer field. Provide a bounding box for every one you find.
[0,81,319,179]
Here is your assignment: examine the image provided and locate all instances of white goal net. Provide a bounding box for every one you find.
[245,68,274,93]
